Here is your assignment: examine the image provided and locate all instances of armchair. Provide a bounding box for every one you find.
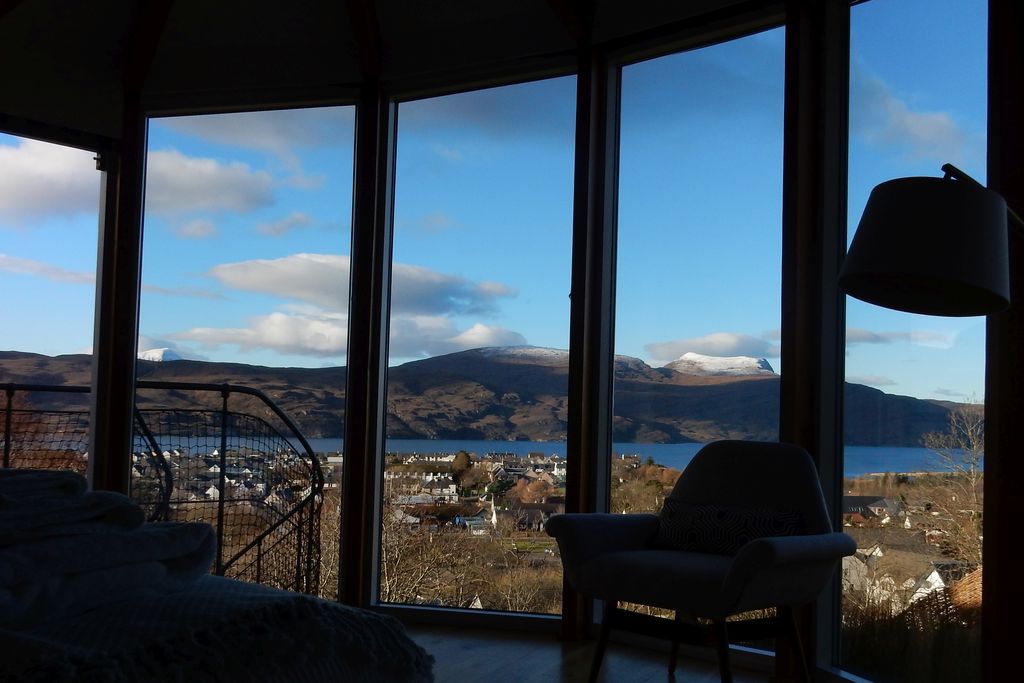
[546,440,855,683]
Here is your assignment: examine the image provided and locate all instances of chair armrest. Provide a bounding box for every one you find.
[722,532,857,610]
[545,513,660,580]
[731,532,857,570]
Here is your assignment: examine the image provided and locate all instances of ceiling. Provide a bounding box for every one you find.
[0,0,771,147]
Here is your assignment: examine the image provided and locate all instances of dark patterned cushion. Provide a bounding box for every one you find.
[655,499,803,555]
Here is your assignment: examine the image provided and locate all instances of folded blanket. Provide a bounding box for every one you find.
[0,522,215,587]
[0,469,87,503]
[2,559,190,628]
[0,490,144,546]
[0,522,216,627]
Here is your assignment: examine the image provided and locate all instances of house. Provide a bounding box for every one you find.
[392,493,434,506]
[409,453,457,464]
[2,2,1019,681]
[489,466,517,483]
[388,508,420,529]
[453,506,491,535]
[420,476,458,504]
[842,496,905,526]
[491,500,565,532]
[842,544,949,613]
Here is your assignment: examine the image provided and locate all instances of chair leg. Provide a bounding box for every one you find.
[780,606,812,683]
[589,601,613,683]
[668,611,682,675]
[713,620,733,683]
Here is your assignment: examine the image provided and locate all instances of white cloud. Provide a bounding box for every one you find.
[159,108,353,157]
[645,332,780,366]
[175,218,217,239]
[389,316,526,359]
[0,253,93,284]
[207,253,516,316]
[145,149,273,216]
[848,375,897,387]
[852,70,978,166]
[933,387,965,398]
[166,252,523,361]
[209,253,348,310]
[0,138,99,226]
[136,335,206,360]
[173,310,348,358]
[397,211,464,235]
[157,108,353,183]
[168,309,527,362]
[432,144,463,161]
[399,79,575,140]
[449,323,526,349]
[0,253,225,300]
[473,281,516,298]
[846,327,955,348]
[907,331,956,348]
[141,283,225,300]
[422,211,461,233]
[257,212,313,236]
[281,172,326,190]
[845,328,891,345]
[392,262,516,315]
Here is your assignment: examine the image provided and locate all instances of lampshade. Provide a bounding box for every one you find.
[839,176,1010,316]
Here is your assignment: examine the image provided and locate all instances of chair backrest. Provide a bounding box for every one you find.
[667,440,834,535]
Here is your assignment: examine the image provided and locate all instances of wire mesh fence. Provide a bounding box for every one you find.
[2,382,323,594]
[2,385,90,472]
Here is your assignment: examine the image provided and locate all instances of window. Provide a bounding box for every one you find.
[841,2,986,680]
[613,29,785,517]
[0,134,100,472]
[379,77,575,614]
[139,107,354,594]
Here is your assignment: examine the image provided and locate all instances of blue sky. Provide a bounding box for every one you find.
[0,0,987,402]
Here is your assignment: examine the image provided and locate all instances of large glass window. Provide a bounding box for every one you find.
[0,134,100,472]
[840,2,986,681]
[380,77,575,614]
[139,107,354,595]
[613,28,785,519]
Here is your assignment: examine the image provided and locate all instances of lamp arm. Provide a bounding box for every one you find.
[941,162,1024,234]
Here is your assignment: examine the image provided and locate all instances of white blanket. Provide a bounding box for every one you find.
[0,522,216,627]
[0,490,144,546]
[0,470,216,627]
[0,469,87,502]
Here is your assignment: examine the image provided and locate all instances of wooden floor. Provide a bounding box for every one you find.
[405,624,772,683]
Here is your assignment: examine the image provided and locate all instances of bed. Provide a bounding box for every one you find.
[0,470,434,682]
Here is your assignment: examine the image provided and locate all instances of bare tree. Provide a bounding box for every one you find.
[379,506,479,607]
[918,404,984,566]
[471,517,561,613]
[457,465,490,494]
[610,461,681,514]
[318,488,341,598]
[504,478,555,504]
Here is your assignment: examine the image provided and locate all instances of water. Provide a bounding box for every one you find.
[305,438,960,477]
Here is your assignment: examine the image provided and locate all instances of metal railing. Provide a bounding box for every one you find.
[1,381,323,594]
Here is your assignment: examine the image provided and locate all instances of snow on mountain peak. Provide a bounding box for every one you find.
[137,347,184,362]
[477,346,569,364]
[664,352,774,377]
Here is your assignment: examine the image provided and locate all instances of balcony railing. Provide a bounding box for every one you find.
[1,381,324,594]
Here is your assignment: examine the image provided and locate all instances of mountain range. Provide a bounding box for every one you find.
[0,346,954,446]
